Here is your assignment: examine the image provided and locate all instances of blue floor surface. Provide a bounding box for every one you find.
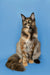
[0,0,50,75]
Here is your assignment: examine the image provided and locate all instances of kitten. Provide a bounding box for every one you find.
[6,13,41,71]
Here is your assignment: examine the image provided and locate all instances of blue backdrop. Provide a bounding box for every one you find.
[0,0,50,75]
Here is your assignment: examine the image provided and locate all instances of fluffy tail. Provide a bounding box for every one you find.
[6,54,25,71]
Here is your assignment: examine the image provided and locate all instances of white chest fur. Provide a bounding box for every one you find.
[24,39,34,52]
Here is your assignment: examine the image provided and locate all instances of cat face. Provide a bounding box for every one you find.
[21,13,36,30]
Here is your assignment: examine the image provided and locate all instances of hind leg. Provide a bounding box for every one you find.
[32,41,41,64]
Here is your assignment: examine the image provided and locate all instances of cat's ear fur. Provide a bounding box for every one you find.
[21,14,26,21]
[30,13,35,20]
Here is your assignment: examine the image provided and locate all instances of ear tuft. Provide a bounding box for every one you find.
[21,14,26,21]
[31,12,35,20]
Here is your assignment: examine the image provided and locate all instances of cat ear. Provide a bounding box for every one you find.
[21,14,26,21]
[30,13,35,20]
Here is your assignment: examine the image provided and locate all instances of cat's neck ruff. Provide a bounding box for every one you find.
[21,36,29,43]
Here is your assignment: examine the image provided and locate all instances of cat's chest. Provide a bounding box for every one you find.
[24,39,34,52]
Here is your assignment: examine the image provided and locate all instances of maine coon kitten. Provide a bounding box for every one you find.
[6,13,41,71]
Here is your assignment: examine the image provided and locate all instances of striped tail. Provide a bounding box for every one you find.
[6,54,25,71]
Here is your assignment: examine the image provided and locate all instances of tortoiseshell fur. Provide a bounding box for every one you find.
[6,13,41,71]
[16,13,41,66]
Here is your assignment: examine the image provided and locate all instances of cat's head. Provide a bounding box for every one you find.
[21,13,36,29]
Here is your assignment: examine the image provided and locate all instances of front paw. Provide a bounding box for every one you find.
[29,60,34,64]
[34,59,40,64]
[23,62,28,66]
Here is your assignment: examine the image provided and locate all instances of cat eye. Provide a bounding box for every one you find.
[28,20,31,23]
[24,21,27,25]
